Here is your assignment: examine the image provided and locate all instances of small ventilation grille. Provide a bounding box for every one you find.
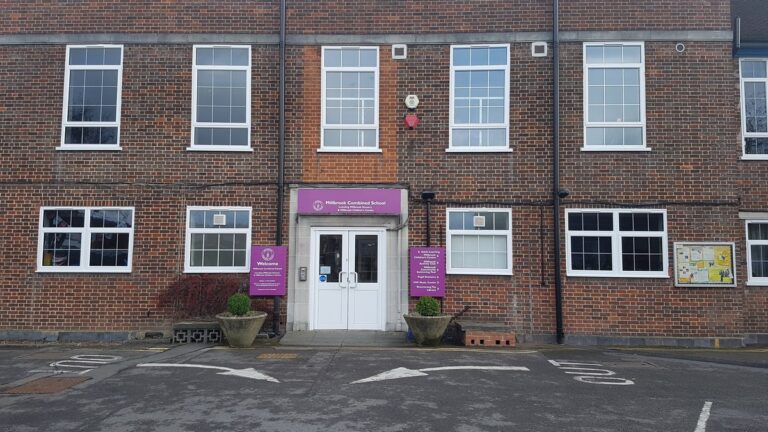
[212,214,227,226]
[531,42,548,57]
[392,44,407,60]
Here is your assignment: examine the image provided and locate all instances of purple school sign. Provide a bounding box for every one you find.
[409,247,446,298]
[297,188,401,215]
[250,246,287,296]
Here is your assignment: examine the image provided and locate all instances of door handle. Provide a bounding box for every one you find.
[350,271,358,288]
[338,272,347,288]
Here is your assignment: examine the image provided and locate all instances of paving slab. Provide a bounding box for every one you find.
[279,330,410,347]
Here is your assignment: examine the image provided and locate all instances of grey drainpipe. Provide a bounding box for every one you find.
[553,0,565,344]
[274,0,286,336]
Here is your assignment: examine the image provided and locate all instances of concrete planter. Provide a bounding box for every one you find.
[403,314,452,346]
[215,311,267,348]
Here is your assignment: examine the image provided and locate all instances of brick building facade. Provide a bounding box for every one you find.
[0,0,765,346]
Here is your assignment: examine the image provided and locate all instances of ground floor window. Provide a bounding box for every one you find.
[747,221,768,285]
[446,208,512,275]
[184,207,251,273]
[37,207,134,272]
[566,209,668,277]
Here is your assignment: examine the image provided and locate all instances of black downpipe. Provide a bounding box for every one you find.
[274,0,286,336]
[553,0,565,344]
[425,200,431,247]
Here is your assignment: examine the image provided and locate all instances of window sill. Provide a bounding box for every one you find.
[36,267,132,274]
[566,272,669,278]
[746,280,768,287]
[740,155,768,161]
[56,145,122,151]
[580,146,651,152]
[446,148,513,153]
[184,268,250,274]
[317,148,382,153]
[186,146,253,152]
[447,269,513,276]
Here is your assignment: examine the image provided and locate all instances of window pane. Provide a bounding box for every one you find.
[568,213,583,231]
[742,61,767,78]
[453,48,470,66]
[745,138,768,155]
[42,233,81,266]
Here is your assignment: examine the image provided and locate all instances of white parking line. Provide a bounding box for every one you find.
[694,401,713,432]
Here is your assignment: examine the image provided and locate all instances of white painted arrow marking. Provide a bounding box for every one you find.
[351,365,529,384]
[137,363,280,383]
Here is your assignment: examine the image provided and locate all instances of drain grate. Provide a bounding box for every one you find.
[4,376,89,394]
[257,353,298,360]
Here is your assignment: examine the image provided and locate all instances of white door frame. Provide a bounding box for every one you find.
[309,227,386,330]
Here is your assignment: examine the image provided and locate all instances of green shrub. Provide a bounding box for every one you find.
[415,296,441,316]
[227,293,252,316]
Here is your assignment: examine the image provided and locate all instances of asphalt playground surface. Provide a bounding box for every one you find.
[0,343,766,431]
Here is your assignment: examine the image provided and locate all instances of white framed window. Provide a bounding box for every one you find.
[746,221,768,285]
[583,42,647,151]
[321,46,380,152]
[37,207,134,273]
[446,208,512,275]
[60,45,123,150]
[184,207,252,273]
[739,59,768,159]
[190,45,252,151]
[566,209,668,277]
[449,44,510,152]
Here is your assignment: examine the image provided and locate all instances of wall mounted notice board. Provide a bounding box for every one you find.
[673,242,736,288]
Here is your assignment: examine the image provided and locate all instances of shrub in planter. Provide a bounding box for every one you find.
[216,293,267,348]
[404,296,452,347]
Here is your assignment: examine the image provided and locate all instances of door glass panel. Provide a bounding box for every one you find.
[355,235,378,283]
[319,234,343,283]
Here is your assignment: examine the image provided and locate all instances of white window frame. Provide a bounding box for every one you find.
[37,207,135,273]
[746,220,768,286]
[448,44,511,153]
[184,206,252,273]
[739,58,768,160]
[59,45,124,151]
[320,46,380,153]
[446,208,513,275]
[189,45,252,152]
[582,42,648,152]
[565,208,668,278]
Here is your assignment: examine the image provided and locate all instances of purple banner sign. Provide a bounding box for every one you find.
[250,246,287,296]
[297,188,401,215]
[409,247,446,298]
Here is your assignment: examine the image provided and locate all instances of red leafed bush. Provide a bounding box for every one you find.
[159,274,246,320]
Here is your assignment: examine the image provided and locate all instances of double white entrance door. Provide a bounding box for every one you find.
[312,229,385,330]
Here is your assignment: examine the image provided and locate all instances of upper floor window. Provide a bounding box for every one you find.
[321,47,379,152]
[38,207,134,272]
[583,42,646,151]
[746,221,768,285]
[446,208,512,275]
[60,45,123,150]
[566,209,667,277]
[191,46,251,151]
[185,207,251,273]
[740,60,768,159]
[449,45,510,152]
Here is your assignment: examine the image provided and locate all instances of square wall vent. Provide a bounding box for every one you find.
[473,215,486,228]
[212,214,227,226]
[531,42,548,57]
[392,44,407,60]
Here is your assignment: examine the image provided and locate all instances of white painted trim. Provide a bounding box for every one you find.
[37,206,135,273]
[183,206,252,274]
[565,208,669,278]
[739,58,768,158]
[746,220,768,286]
[449,44,510,151]
[190,45,252,149]
[445,208,513,275]
[60,45,124,149]
[186,146,254,152]
[445,148,513,153]
[580,146,651,152]
[582,42,647,150]
[320,46,380,151]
